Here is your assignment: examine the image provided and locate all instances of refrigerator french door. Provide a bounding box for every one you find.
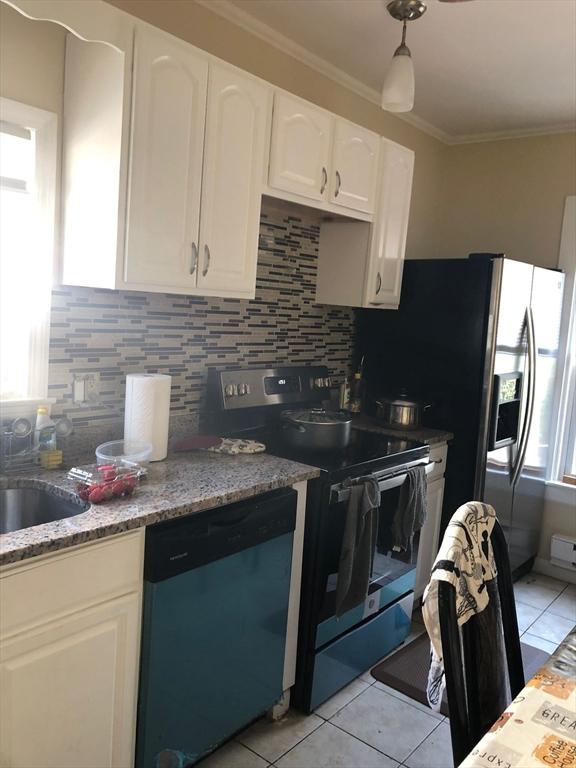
[485,262,564,572]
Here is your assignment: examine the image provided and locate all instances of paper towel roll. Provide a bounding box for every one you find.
[124,374,171,461]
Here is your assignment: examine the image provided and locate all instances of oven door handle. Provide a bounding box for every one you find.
[330,460,436,504]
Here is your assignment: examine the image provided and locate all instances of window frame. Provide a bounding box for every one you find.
[0,97,58,419]
[549,195,576,487]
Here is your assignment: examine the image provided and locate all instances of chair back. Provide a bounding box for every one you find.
[437,519,524,766]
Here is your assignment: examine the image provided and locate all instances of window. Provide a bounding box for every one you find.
[0,98,57,410]
[550,196,576,486]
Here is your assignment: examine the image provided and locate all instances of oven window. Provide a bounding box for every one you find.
[318,485,419,625]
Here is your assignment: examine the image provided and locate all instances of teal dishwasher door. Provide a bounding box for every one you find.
[136,489,296,768]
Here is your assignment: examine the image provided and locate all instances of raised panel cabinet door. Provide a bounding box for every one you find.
[0,593,141,768]
[364,139,414,309]
[268,92,332,201]
[198,64,270,296]
[124,26,208,288]
[330,120,380,214]
[414,477,445,600]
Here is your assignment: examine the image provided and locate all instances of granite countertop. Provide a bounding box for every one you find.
[0,452,319,566]
[352,415,454,446]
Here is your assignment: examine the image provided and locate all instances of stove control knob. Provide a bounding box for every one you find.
[238,383,248,396]
[224,383,237,398]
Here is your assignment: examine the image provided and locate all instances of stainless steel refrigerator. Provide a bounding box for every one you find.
[356,255,564,576]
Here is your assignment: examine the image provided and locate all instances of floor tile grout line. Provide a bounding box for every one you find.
[314,680,373,721]
[400,715,448,765]
[239,715,325,765]
[327,718,406,763]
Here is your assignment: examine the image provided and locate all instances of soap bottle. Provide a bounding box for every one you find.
[34,406,56,450]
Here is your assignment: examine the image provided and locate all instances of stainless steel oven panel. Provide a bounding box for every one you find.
[213,366,331,410]
[330,459,435,504]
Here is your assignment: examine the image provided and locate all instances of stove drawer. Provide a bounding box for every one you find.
[309,592,413,711]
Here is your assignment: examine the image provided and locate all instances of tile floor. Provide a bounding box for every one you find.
[199,573,576,768]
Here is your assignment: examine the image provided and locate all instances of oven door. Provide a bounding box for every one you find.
[314,460,432,648]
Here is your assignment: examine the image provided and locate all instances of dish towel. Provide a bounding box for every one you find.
[392,465,428,556]
[335,476,380,618]
[422,500,497,710]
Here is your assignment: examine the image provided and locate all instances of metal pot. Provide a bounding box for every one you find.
[375,393,431,431]
[281,409,352,451]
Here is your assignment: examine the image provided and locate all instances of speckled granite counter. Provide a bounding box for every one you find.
[0,453,319,566]
[352,415,454,446]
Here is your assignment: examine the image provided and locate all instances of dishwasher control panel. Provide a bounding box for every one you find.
[144,487,297,583]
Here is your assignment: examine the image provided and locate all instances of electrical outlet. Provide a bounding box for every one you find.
[73,373,100,403]
[85,373,100,402]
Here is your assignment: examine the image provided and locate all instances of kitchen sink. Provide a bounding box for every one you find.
[0,483,89,535]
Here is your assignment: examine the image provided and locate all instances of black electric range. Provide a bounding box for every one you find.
[205,364,431,713]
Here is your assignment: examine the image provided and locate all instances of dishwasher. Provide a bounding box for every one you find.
[136,487,297,768]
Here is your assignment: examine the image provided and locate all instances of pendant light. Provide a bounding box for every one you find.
[381,0,427,113]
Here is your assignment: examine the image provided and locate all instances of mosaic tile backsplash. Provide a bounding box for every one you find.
[48,208,356,459]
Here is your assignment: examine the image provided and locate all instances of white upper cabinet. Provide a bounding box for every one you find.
[329,121,380,214]
[269,93,332,201]
[124,27,208,289]
[364,138,414,309]
[268,92,379,217]
[197,65,269,296]
[316,137,414,310]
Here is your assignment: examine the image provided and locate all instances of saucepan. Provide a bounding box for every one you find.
[375,391,431,430]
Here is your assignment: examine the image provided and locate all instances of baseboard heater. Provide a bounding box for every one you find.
[550,533,576,571]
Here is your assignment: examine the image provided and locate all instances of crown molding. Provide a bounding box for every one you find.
[195,0,575,147]
[447,122,576,145]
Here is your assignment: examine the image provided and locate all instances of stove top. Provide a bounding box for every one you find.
[232,425,429,481]
[206,364,429,482]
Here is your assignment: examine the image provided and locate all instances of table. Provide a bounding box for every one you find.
[461,628,576,768]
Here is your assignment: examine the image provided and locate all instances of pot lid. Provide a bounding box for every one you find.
[281,409,351,425]
[376,395,422,408]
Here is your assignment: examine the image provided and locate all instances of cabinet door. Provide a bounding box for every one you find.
[268,92,332,201]
[0,593,141,768]
[330,120,379,214]
[415,477,445,600]
[197,64,269,296]
[124,26,208,289]
[364,139,414,309]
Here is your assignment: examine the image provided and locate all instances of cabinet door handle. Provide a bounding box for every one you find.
[320,166,327,195]
[335,170,342,197]
[190,242,198,275]
[376,271,382,295]
[203,244,211,277]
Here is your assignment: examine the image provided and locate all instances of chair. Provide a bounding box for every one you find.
[432,518,525,766]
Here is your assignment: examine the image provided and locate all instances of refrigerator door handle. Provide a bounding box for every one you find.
[511,306,536,486]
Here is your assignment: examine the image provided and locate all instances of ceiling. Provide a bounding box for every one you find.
[202,0,576,143]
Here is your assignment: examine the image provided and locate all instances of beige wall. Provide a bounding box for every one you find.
[538,484,576,584]
[440,133,576,269]
[0,2,65,114]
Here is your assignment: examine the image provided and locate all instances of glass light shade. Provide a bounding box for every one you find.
[381,53,415,112]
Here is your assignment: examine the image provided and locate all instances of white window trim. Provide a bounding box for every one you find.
[548,195,576,489]
[0,97,58,419]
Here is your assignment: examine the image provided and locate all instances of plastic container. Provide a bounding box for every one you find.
[68,464,143,504]
[95,439,153,467]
